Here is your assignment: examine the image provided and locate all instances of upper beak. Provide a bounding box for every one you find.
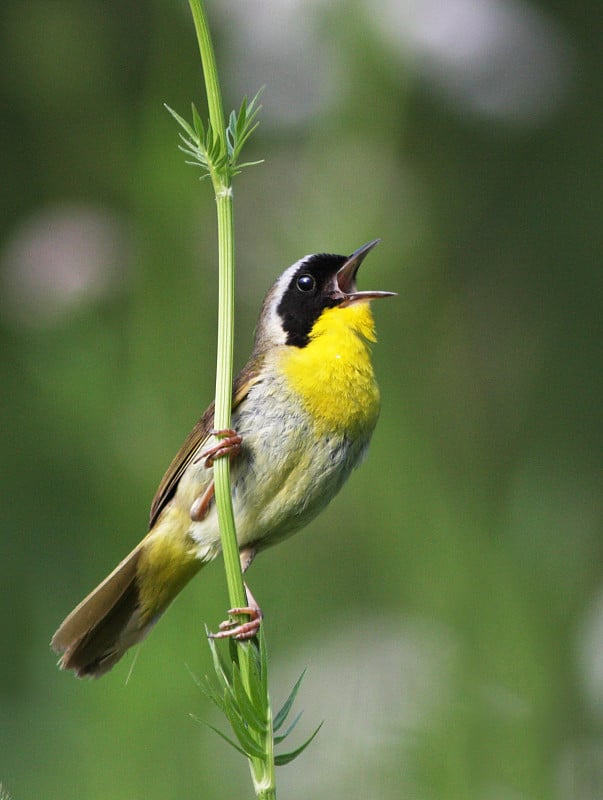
[336,239,397,305]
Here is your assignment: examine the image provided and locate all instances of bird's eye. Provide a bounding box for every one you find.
[296,274,316,293]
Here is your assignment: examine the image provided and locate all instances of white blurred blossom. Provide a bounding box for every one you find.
[1,205,130,328]
[215,0,573,126]
[372,0,574,122]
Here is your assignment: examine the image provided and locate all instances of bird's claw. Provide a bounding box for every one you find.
[208,605,264,641]
[196,428,242,468]
[190,482,215,522]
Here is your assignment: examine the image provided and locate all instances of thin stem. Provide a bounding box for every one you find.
[185,4,277,796]
[257,790,276,800]
[187,0,245,612]
[188,0,226,160]
[213,193,246,610]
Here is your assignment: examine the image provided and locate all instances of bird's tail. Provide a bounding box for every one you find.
[51,526,202,678]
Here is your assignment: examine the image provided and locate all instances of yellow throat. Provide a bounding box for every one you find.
[279,301,381,436]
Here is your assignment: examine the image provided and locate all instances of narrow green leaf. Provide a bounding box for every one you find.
[186,663,202,688]
[178,136,204,159]
[245,88,263,125]
[207,636,237,703]
[222,688,262,752]
[176,134,195,150]
[210,127,225,164]
[223,695,266,758]
[232,128,259,163]
[226,89,263,167]
[273,710,303,745]
[274,722,324,766]
[232,159,264,175]
[207,637,228,685]
[191,102,205,139]
[245,91,262,129]
[245,669,266,716]
[232,663,268,734]
[164,103,197,141]
[227,634,239,665]
[203,127,214,159]
[226,109,237,157]
[198,676,227,713]
[205,723,249,758]
[238,94,248,123]
[273,669,307,732]
[259,628,269,700]
[207,631,231,674]
[187,663,225,711]
[235,107,246,144]
[231,639,264,713]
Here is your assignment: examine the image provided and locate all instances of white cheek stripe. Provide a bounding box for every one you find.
[256,254,316,349]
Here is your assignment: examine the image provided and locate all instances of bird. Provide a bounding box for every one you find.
[51,239,395,677]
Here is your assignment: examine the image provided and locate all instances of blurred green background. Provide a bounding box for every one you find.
[1,0,601,798]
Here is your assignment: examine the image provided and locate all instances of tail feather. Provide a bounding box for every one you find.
[51,544,149,678]
[51,542,168,678]
[52,508,207,678]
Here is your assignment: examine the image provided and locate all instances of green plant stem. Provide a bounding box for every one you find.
[187,1,276,795]
[213,193,248,611]
[189,0,226,158]
[188,0,246,613]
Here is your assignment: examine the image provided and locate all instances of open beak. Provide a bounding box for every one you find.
[336,239,397,305]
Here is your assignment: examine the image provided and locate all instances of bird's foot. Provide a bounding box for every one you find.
[190,429,243,520]
[190,482,215,522]
[208,583,263,641]
[197,428,242,468]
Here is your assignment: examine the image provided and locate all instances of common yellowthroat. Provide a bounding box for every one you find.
[51,240,394,677]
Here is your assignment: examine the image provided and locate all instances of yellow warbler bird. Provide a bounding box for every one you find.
[51,239,394,677]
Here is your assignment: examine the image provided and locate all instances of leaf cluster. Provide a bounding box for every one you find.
[195,629,322,773]
[165,91,263,183]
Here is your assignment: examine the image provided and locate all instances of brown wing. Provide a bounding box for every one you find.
[148,359,264,529]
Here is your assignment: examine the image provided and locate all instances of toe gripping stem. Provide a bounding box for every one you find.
[197,428,242,469]
[190,428,242,522]
[208,582,263,641]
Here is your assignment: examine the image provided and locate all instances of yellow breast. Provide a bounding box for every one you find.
[279,301,381,437]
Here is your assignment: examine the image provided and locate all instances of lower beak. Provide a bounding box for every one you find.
[336,239,397,305]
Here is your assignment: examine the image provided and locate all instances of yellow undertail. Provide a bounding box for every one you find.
[51,519,202,678]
